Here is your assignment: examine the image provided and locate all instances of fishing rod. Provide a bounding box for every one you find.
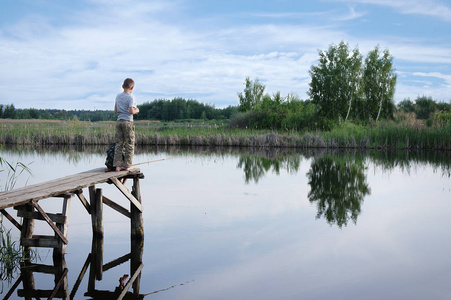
[131,157,175,167]
[105,157,175,173]
[105,143,176,171]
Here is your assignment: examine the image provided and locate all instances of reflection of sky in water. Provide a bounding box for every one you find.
[1,149,450,299]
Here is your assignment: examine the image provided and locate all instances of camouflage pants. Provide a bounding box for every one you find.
[113,120,135,168]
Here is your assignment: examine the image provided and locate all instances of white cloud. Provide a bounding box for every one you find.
[0,2,345,109]
[0,0,450,109]
[402,72,451,101]
[395,82,451,102]
[390,45,451,64]
[335,0,451,22]
[335,6,368,21]
[413,72,451,84]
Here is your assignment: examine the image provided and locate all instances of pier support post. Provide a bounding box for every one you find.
[55,193,72,257]
[88,236,104,283]
[131,177,144,240]
[20,203,35,259]
[89,186,104,238]
[131,238,143,295]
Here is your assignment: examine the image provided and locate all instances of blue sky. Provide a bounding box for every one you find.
[1,0,450,110]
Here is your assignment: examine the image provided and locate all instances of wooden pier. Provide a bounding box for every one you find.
[0,167,147,299]
[0,167,145,256]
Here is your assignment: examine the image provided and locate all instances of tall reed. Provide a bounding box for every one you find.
[0,223,36,285]
[1,119,450,150]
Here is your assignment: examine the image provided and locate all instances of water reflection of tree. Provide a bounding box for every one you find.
[369,149,451,177]
[8,145,451,178]
[237,153,301,183]
[307,155,371,228]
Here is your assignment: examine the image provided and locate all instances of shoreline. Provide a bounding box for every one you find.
[1,119,450,150]
[1,132,450,151]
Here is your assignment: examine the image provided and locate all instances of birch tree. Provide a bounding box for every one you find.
[363,46,397,122]
[238,77,266,112]
[309,41,362,123]
[343,46,363,123]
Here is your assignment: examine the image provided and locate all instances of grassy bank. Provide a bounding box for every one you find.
[0,119,450,150]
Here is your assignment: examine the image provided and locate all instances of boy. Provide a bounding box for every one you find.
[113,78,140,172]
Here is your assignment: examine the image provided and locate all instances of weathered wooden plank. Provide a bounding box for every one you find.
[17,210,66,223]
[25,263,61,274]
[3,274,22,300]
[118,263,144,300]
[110,178,143,212]
[1,170,104,200]
[0,168,142,210]
[0,209,22,231]
[18,289,65,298]
[32,235,55,239]
[103,253,131,272]
[76,190,91,214]
[21,237,59,248]
[49,268,68,300]
[31,200,68,245]
[70,254,91,300]
[1,179,95,207]
[102,195,131,218]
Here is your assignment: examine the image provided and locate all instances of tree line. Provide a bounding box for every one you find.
[0,104,115,121]
[134,98,238,121]
[0,99,238,122]
[1,93,449,129]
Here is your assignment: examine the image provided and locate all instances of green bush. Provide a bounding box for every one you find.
[281,104,316,131]
[415,96,437,120]
[229,112,252,129]
[432,111,451,127]
[229,109,285,130]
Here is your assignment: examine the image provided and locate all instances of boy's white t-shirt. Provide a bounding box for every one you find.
[115,92,136,121]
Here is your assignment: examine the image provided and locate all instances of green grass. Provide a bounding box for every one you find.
[1,119,450,150]
[0,221,38,287]
[0,150,37,288]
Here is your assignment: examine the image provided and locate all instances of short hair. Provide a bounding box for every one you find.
[122,78,135,89]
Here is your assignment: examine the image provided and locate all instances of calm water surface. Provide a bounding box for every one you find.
[0,146,450,299]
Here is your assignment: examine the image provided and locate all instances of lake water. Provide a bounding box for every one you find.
[1,146,450,299]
